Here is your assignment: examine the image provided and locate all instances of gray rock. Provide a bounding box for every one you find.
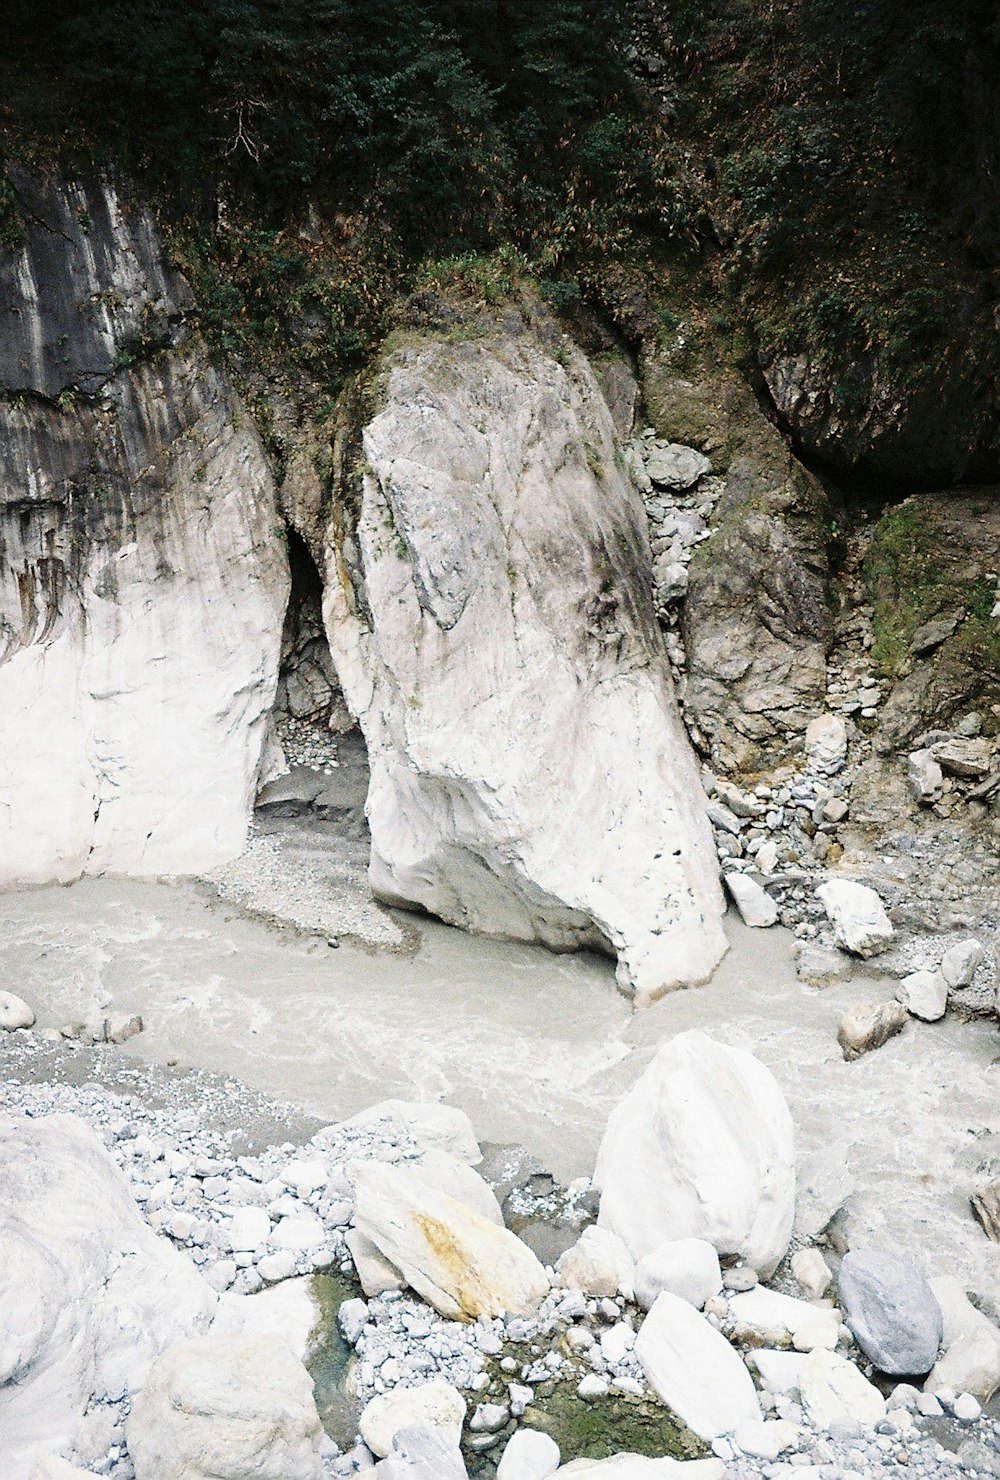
[644,442,711,491]
[941,939,984,988]
[971,1177,1000,1243]
[375,1426,468,1480]
[931,737,993,778]
[794,944,853,986]
[909,617,959,655]
[837,1000,908,1060]
[907,749,943,805]
[838,1250,943,1375]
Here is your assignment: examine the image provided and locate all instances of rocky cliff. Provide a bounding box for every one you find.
[324,323,727,1000]
[0,173,288,884]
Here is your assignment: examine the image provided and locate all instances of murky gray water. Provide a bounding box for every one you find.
[1,876,998,1313]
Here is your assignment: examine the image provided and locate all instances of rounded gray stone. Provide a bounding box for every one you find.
[838,1250,943,1376]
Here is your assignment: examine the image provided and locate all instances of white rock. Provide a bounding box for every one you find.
[925,1277,1000,1400]
[269,1211,326,1252]
[497,1428,561,1479]
[732,1419,797,1460]
[230,1206,271,1252]
[895,969,947,1021]
[127,1334,323,1479]
[633,1238,722,1311]
[557,1458,724,1477]
[750,1349,806,1395]
[339,1297,369,1346]
[351,1159,549,1320]
[410,1149,503,1226]
[257,1250,297,1282]
[0,991,35,1030]
[600,1322,635,1366]
[282,1159,329,1195]
[346,1228,407,1297]
[805,714,848,775]
[798,1349,886,1430]
[953,1392,982,1422]
[724,874,779,928]
[728,1287,839,1351]
[0,180,288,887]
[359,1381,466,1458]
[324,333,727,1004]
[0,1114,215,1465]
[634,1292,761,1440]
[335,1101,482,1166]
[375,1425,467,1479]
[940,940,984,989]
[595,1030,795,1276]
[212,1278,318,1361]
[556,1226,635,1301]
[816,880,894,957]
[792,1248,831,1301]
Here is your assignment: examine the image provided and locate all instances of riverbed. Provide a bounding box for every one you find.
[1,873,998,1315]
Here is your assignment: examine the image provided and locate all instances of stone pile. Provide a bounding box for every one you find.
[3,1031,1000,1480]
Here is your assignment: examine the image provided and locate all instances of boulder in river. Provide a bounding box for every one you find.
[816,880,894,957]
[837,1000,908,1060]
[595,1030,795,1277]
[324,326,727,1002]
[359,1380,466,1459]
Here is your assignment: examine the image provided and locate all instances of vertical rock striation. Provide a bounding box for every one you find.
[325,326,726,1000]
[0,173,288,883]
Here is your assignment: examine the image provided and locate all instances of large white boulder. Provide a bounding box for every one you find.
[595,1031,795,1276]
[0,177,288,885]
[815,880,894,957]
[350,1158,549,1320]
[323,331,726,1002]
[634,1292,761,1440]
[360,1381,466,1459]
[126,1334,324,1480]
[0,1114,216,1476]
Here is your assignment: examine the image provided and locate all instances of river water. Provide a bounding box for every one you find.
[1,875,998,1313]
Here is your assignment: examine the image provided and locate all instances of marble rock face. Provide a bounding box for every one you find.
[0,172,288,884]
[0,1113,216,1478]
[595,1030,795,1277]
[324,328,726,1003]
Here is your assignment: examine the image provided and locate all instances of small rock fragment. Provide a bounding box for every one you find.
[895,970,948,1022]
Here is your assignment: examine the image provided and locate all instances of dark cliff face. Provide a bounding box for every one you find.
[0,168,189,400]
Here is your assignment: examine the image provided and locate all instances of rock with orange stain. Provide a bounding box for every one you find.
[350,1159,550,1321]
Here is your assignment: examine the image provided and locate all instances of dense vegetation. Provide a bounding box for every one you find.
[2,0,997,467]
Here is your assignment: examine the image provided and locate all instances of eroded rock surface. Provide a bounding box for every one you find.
[325,325,726,1000]
[0,1114,216,1476]
[0,172,288,884]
